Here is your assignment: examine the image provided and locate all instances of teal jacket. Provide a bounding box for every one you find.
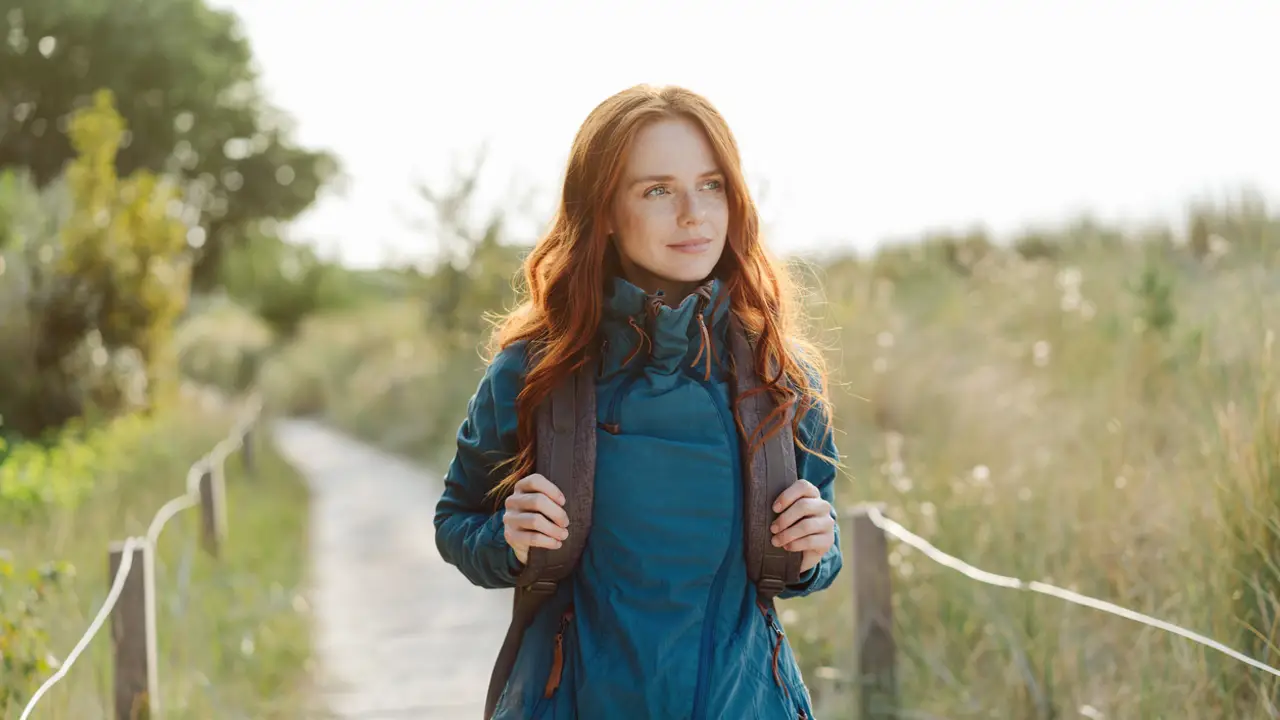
[434,275,842,719]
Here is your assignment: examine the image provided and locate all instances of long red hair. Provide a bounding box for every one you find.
[485,84,834,501]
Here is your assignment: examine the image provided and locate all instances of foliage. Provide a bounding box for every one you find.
[0,394,315,717]
[0,0,338,288]
[408,147,531,350]
[0,90,192,438]
[1211,341,1280,710]
[0,555,73,712]
[216,229,378,341]
[174,296,277,395]
[772,195,1280,717]
[0,411,152,522]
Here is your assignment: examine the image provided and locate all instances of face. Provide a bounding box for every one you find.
[608,115,729,301]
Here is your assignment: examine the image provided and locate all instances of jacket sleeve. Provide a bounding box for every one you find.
[433,342,529,589]
[778,372,843,600]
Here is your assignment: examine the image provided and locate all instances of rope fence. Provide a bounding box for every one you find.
[19,393,263,720]
[844,502,1280,719]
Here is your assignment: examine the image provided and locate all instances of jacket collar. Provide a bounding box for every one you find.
[598,275,732,379]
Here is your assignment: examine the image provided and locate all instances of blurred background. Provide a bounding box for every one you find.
[2,1,1278,717]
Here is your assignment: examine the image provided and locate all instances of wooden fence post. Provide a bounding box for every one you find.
[198,467,224,558]
[108,541,154,719]
[848,504,898,718]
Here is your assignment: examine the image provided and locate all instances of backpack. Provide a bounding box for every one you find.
[484,315,803,718]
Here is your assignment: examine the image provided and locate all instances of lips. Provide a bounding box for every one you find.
[669,238,712,249]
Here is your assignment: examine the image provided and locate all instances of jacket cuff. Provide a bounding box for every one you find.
[482,510,523,585]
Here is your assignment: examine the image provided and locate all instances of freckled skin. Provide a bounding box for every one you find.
[608,116,730,303]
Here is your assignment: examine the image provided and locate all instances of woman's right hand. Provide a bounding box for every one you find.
[503,473,571,565]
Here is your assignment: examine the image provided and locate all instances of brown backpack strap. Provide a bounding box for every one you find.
[729,316,804,602]
[484,364,595,719]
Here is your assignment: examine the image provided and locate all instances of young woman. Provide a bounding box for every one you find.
[434,84,843,719]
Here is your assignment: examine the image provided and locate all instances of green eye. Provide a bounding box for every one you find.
[645,186,668,198]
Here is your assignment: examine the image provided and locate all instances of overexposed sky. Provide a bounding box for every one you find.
[210,0,1280,268]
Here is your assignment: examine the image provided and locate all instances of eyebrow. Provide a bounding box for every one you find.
[628,170,723,186]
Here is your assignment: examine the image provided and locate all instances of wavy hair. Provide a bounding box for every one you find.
[485,84,834,502]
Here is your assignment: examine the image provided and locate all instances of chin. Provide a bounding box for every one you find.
[659,260,719,284]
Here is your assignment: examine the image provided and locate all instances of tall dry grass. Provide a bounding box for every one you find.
[782,208,1280,718]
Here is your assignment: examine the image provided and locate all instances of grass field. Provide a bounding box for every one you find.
[779,225,1280,717]
[0,390,316,719]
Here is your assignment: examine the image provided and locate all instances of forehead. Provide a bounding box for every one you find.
[624,116,720,176]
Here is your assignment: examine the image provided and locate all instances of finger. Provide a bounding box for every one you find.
[507,491,570,527]
[511,511,570,542]
[798,550,824,574]
[772,515,832,548]
[515,473,565,505]
[771,481,802,513]
[504,513,566,545]
[507,528,563,552]
[783,531,833,554]
[771,497,829,535]
[772,478,818,513]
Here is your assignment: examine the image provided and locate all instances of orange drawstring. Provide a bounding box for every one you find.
[689,281,718,380]
[619,317,651,368]
[692,313,715,381]
[646,293,665,318]
[622,281,720,377]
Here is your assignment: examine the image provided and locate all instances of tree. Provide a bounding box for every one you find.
[0,0,338,289]
[408,147,532,346]
[1,90,192,436]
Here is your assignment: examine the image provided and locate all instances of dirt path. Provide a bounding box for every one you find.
[272,418,511,719]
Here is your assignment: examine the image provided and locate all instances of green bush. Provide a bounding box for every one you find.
[0,412,153,522]
[174,296,277,394]
[0,90,191,439]
[0,555,73,710]
[218,229,345,339]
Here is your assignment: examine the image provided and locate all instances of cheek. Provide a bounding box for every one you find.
[708,198,730,233]
[620,203,672,242]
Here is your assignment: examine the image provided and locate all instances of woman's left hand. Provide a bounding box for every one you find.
[770,479,836,574]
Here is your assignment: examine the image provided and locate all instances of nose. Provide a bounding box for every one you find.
[677,189,706,227]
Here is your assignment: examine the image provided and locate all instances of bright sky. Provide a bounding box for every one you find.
[210,0,1280,269]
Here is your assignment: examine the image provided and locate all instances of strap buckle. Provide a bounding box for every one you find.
[757,577,786,596]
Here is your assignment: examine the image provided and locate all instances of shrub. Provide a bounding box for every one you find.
[0,89,192,438]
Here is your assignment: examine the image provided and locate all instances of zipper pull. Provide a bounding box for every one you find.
[543,609,574,698]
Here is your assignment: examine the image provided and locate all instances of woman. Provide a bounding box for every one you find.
[434,84,843,719]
